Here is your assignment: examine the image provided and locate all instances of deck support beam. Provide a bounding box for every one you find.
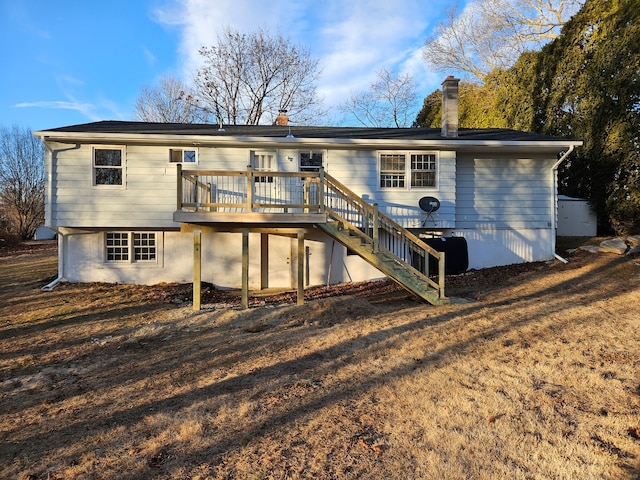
[260,233,269,290]
[193,229,201,311]
[242,230,250,309]
[297,230,305,305]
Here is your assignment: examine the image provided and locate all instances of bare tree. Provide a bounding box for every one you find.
[134,75,209,123]
[339,68,418,128]
[0,125,45,240]
[193,27,324,125]
[423,0,584,81]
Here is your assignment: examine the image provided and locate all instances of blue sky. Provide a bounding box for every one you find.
[0,0,465,131]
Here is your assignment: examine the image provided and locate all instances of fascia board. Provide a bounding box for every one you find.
[34,130,583,151]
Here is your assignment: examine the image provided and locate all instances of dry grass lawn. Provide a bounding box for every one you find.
[1,240,640,479]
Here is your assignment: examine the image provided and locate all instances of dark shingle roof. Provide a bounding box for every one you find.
[40,120,571,143]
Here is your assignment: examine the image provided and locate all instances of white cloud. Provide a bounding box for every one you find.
[154,0,454,119]
[14,100,100,120]
[142,46,158,66]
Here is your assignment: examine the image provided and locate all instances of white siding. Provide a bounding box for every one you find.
[455,155,554,229]
[327,149,456,229]
[60,228,383,288]
[48,144,258,229]
[447,228,554,270]
[48,142,456,230]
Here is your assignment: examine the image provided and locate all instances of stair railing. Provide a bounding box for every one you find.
[322,171,446,299]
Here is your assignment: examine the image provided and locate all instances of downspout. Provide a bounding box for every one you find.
[37,139,81,291]
[42,229,65,291]
[550,145,575,264]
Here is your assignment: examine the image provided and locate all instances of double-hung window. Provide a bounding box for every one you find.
[105,232,158,263]
[410,153,437,188]
[379,153,406,188]
[93,147,125,187]
[379,152,438,189]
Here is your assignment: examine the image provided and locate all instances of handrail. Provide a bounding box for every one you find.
[178,166,446,298]
[178,166,323,213]
[322,171,445,297]
[323,172,441,258]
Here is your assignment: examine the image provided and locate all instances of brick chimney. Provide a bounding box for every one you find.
[275,109,289,126]
[441,76,459,138]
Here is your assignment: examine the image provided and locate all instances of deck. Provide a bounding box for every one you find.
[173,165,448,308]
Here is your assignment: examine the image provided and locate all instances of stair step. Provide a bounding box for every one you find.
[316,216,448,305]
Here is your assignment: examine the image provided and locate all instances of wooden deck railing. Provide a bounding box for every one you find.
[177,164,324,213]
[322,172,445,296]
[177,165,445,297]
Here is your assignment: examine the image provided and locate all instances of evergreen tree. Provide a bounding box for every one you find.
[535,0,640,233]
[417,0,639,233]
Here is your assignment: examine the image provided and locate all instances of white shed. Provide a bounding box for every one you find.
[557,195,597,236]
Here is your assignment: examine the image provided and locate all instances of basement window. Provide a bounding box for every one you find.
[105,232,157,263]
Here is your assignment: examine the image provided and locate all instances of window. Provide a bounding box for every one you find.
[411,154,437,187]
[93,147,124,186]
[169,148,197,163]
[133,233,156,261]
[252,151,275,182]
[105,232,129,262]
[105,232,157,263]
[379,152,438,189]
[380,153,406,188]
[299,151,324,172]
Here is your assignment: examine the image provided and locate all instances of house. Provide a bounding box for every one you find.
[34,77,582,306]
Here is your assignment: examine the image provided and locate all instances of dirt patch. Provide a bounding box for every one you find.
[1,240,640,479]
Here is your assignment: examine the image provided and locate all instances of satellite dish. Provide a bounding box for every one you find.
[419,196,440,227]
[419,196,440,213]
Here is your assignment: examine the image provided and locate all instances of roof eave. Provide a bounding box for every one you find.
[33,130,583,151]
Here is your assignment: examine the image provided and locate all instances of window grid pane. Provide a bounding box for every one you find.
[380,154,406,188]
[254,153,274,182]
[94,149,122,166]
[106,233,129,261]
[183,150,196,163]
[134,233,156,261]
[410,154,436,187]
[300,152,323,172]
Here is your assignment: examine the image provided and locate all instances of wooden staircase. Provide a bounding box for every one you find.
[319,173,449,306]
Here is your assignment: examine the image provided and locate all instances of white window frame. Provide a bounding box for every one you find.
[410,153,438,188]
[252,150,276,182]
[92,146,125,188]
[104,231,162,265]
[169,148,198,164]
[298,150,325,173]
[378,151,439,190]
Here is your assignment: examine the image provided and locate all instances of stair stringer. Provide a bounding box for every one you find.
[316,221,449,306]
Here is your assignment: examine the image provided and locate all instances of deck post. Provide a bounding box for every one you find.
[297,230,305,305]
[372,203,379,254]
[246,165,253,213]
[318,168,325,213]
[260,233,269,290]
[176,163,183,211]
[193,229,201,311]
[439,251,446,299]
[242,230,249,309]
[303,178,310,213]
